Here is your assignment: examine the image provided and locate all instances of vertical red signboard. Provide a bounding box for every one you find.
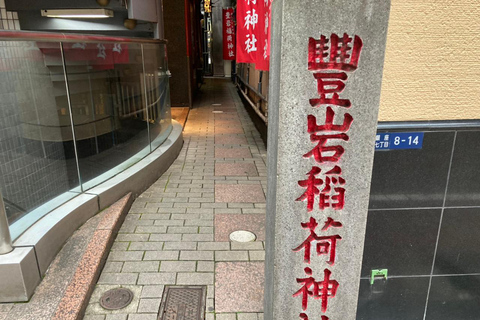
[236,0,259,63]
[223,8,236,60]
[255,0,272,70]
[293,33,363,320]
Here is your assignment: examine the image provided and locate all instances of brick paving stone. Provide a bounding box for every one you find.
[137,273,176,285]
[128,314,158,320]
[238,313,258,320]
[215,251,249,261]
[249,251,266,261]
[180,250,214,261]
[163,241,197,250]
[160,261,196,272]
[215,163,258,176]
[176,272,214,285]
[167,226,198,234]
[215,147,252,158]
[105,315,127,320]
[122,261,159,273]
[216,313,237,320]
[103,261,123,273]
[88,79,266,319]
[141,285,165,298]
[182,234,214,241]
[215,262,264,312]
[215,135,248,145]
[137,298,161,313]
[128,242,163,251]
[143,251,179,261]
[84,315,106,320]
[197,261,215,272]
[97,273,138,285]
[108,251,144,261]
[198,242,230,251]
[215,184,265,203]
[231,242,264,251]
[111,242,129,251]
[135,226,167,233]
[149,233,182,242]
[115,234,149,242]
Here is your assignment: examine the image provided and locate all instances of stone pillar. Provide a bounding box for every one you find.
[265,1,391,320]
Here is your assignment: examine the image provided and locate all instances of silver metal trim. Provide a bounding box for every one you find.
[0,30,167,44]
[0,190,13,255]
[141,44,152,152]
[60,42,83,191]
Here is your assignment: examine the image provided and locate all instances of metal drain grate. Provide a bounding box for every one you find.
[158,286,206,320]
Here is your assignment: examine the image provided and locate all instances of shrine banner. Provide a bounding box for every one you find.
[255,0,272,70]
[236,0,259,63]
[223,8,236,60]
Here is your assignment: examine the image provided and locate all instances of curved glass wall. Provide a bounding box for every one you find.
[0,36,172,240]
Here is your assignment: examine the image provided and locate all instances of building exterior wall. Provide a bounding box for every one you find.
[378,0,480,122]
[163,0,191,107]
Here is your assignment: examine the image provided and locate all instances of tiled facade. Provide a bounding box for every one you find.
[0,0,19,31]
[359,128,480,319]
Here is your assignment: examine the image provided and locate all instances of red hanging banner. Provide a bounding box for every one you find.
[255,0,271,70]
[223,8,236,60]
[236,0,259,63]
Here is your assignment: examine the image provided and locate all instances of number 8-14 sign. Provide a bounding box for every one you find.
[375,132,424,150]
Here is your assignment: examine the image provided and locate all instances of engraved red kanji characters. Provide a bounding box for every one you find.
[310,72,351,108]
[293,267,339,312]
[304,108,352,163]
[299,314,330,320]
[319,166,346,210]
[304,133,349,163]
[296,167,323,212]
[296,166,346,210]
[293,217,342,265]
[308,33,363,108]
[307,107,353,133]
[322,217,343,231]
[308,33,363,72]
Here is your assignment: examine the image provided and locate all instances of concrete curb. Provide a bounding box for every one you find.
[52,193,133,320]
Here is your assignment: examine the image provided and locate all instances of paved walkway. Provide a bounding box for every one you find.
[85,78,267,320]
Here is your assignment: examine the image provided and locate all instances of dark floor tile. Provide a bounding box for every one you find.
[356,277,429,320]
[361,209,441,277]
[446,131,480,206]
[369,131,454,209]
[425,275,480,320]
[434,208,480,275]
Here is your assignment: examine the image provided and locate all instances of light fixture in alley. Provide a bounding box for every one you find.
[41,9,114,19]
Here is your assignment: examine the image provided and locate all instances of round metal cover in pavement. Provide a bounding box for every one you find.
[100,288,134,310]
[229,230,256,242]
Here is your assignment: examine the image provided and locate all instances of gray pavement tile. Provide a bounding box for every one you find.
[137,298,161,313]
[141,285,165,298]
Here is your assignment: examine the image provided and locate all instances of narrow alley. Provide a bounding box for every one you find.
[85,78,267,320]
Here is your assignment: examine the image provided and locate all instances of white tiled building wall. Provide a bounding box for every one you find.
[0,0,20,30]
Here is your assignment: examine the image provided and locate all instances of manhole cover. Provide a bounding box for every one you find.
[229,230,256,242]
[159,286,206,320]
[100,288,134,310]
